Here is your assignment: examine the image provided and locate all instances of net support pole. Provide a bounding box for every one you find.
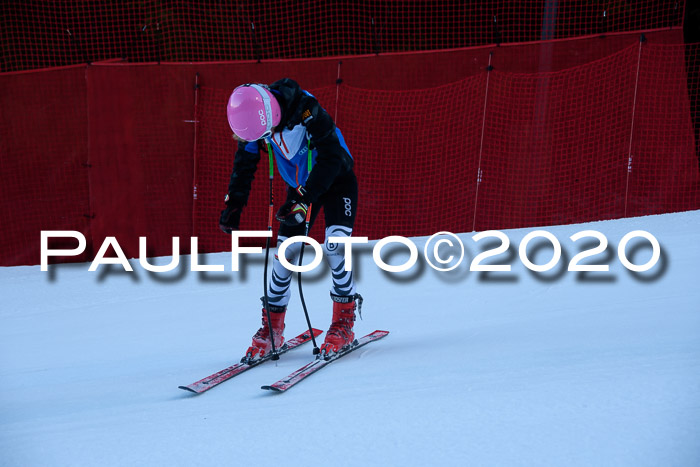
[624,34,645,218]
[335,61,342,123]
[190,73,200,238]
[472,52,493,232]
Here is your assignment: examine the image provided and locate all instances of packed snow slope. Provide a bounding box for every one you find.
[1,211,699,467]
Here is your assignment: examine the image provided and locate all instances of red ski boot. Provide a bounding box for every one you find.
[320,293,363,359]
[243,302,286,363]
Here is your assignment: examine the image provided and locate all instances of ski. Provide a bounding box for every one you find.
[179,328,322,394]
[261,330,389,393]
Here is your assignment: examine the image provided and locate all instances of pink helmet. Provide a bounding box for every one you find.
[227,84,281,141]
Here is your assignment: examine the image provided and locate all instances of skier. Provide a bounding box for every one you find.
[219,79,361,361]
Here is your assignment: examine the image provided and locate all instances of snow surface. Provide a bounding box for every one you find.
[1,211,699,466]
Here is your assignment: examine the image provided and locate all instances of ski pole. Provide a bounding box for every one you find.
[297,141,320,355]
[263,141,280,360]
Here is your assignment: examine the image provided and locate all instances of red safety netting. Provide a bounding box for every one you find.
[1,35,698,266]
[475,46,641,230]
[1,1,159,71]
[627,42,700,217]
[191,41,699,249]
[335,79,486,239]
[192,78,486,247]
[1,0,687,72]
[0,66,92,265]
[85,65,195,259]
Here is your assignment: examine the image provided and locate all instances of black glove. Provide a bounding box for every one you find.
[219,194,243,234]
[276,186,310,226]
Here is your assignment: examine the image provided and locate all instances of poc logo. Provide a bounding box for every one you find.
[343,197,352,216]
[258,109,266,126]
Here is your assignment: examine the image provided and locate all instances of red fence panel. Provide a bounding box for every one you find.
[0,66,91,266]
[86,64,195,259]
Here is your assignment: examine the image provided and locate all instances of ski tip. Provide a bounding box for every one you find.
[311,328,323,337]
[178,385,200,394]
[261,385,284,393]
